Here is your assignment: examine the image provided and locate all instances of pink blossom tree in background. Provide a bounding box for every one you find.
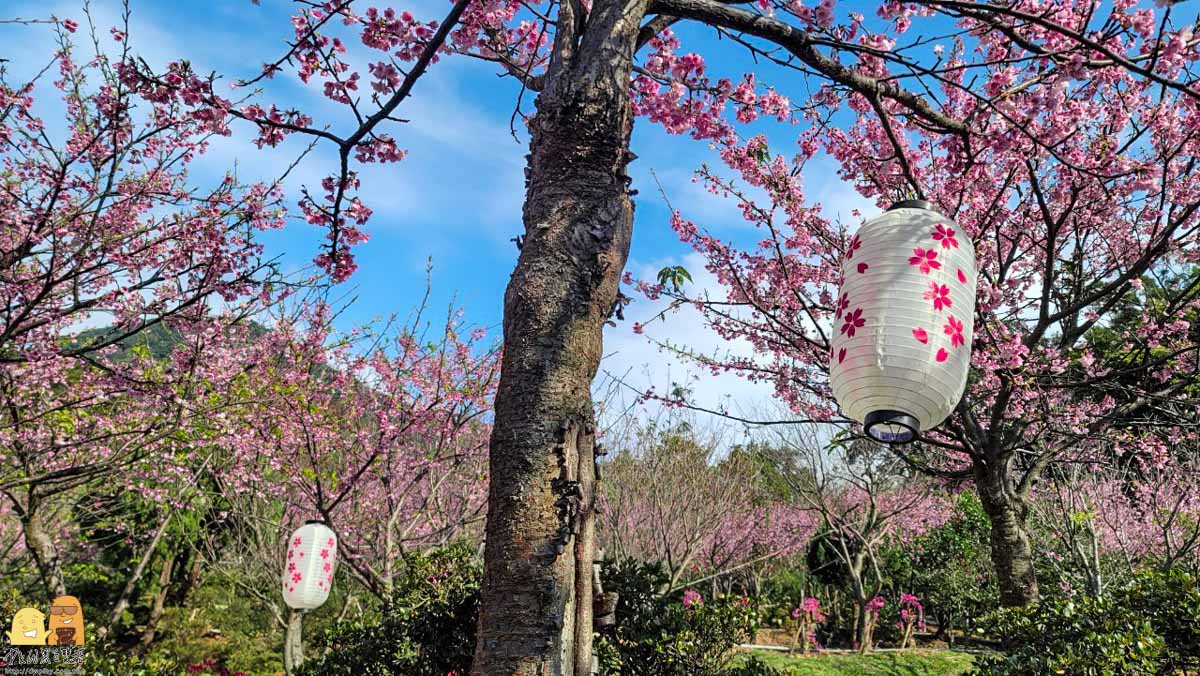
[203,296,498,671]
[0,17,286,599]
[1033,437,1200,597]
[1030,461,1115,599]
[766,425,952,652]
[0,16,506,661]
[700,502,819,597]
[599,411,816,593]
[223,298,499,600]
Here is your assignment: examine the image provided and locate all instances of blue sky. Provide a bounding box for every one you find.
[2,0,885,418]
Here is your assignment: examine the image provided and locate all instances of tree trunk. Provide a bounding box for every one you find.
[98,512,172,640]
[135,553,175,653]
[1085,531,1103,598]
[933,613,950,644]
[855,601,872,654]
[472,0,647,670]
[573,434,597,676]
[177,555,203,607]
[974,459,1040,606]
[284,608,304,674]
[22,501,66,599]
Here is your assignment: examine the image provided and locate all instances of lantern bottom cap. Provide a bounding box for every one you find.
[864,410,919,445]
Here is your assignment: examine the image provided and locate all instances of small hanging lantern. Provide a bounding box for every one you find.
[829,200,977,444]
[282,520,338,610]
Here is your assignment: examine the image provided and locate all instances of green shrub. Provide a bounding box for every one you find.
[974,595,1164,675]
[894,492,997,640]
[596,560,758,675]
[974,568,1200,675]
[296,543,479,676]
[804,531,853,588]
[727,653,784,676]
[755,566,812,628]
[1111,568,1200,672]
[80,646,181,675]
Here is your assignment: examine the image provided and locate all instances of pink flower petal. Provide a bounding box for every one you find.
[936,348,949,362]
[912,328,928,344]
[837,348,846,364]
[857,262,869,274]
[957,268,967,284]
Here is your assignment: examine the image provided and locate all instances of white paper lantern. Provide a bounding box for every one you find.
[282,521,338,610]
[829,200,977,444]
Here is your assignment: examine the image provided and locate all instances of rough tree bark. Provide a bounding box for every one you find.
[973,456,1040,606]
[472,0,649,671]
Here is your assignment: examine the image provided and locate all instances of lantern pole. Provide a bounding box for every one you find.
[284,608,305,674]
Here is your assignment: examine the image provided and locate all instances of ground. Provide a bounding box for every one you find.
[739,648,977,675]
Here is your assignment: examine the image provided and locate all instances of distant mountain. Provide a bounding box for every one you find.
[72,320,269,362]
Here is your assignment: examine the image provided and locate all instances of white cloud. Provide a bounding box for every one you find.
[598,251,779,430]
[631,163,754,233]
[804,154,878,224]
[597,150,875,434]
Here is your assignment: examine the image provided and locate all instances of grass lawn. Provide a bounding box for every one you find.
[737,648,977,675]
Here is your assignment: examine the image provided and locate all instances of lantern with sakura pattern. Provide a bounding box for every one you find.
[829,201,977,444]
[282,521,338,610]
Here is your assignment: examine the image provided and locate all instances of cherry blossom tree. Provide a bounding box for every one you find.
[0,16,284,598]
[767,427,952,652]
[224,299,499,600]
[1033,442,1200,597]
[599,412,816,593]
[633,2,1200,610]
[109,0,1200,669]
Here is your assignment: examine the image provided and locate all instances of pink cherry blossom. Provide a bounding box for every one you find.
[924,283,952,311]
[932,224,959,249]
[908,248,941,274]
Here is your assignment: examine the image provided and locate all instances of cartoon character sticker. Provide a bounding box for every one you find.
[6,607,46,645]
[46,596,84,646]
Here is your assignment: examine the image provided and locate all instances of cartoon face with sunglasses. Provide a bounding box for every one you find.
[46,596,85,646]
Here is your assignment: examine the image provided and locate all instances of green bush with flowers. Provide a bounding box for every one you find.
[596,560,758,675]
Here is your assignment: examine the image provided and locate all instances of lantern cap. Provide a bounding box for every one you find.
[864,410,919,445]
[888,199,940,214]
[303,519,328,526]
